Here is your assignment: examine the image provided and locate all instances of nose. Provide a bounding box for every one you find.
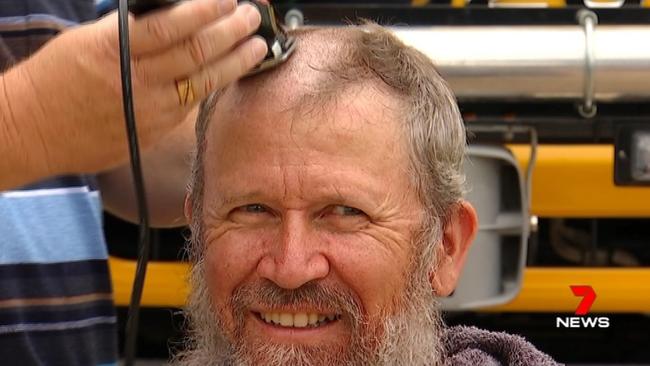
[256,211,329,289]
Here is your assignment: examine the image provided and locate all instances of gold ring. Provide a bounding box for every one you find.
[175,78,195,106]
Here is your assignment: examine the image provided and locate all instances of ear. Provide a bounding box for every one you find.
[430,200,478,296]
[184,193,193,222]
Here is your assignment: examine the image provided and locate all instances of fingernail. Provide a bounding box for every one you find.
[250,36,268,61]
[245,4,261,29]
[218,0,236,13]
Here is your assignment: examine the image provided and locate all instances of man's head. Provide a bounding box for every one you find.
[178,24,478,366]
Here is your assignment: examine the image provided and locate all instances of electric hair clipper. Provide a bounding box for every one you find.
[127,0,296,76]
[241,1,296,76]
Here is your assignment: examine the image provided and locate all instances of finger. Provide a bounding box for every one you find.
[167,36,267,106]
[137,3,262,83]
[130,0,237,55]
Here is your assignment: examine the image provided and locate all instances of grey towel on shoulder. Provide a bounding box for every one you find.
[444,325,563,366]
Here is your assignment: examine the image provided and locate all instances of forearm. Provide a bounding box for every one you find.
[98,110,196,228]
[0,29,131,190]
[0,65,58,190]
[98,149,191,228]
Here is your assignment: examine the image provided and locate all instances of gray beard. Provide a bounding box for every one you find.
[172,223,445,366]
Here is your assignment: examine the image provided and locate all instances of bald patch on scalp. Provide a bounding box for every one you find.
[220,27,404,125]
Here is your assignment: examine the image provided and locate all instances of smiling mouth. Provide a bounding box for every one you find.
[254,311,341,328]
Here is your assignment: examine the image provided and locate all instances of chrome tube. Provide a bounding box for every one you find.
[393,25,650,101]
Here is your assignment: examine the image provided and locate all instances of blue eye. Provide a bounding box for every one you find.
[244,204,268,213]
[332,205,363,216]
[229,203,275,225]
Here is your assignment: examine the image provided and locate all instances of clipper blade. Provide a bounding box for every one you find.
[247,36,297,76]
[243,1,297,77]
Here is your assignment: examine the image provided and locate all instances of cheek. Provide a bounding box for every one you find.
[204,229,270,318]
[326,233,411,320]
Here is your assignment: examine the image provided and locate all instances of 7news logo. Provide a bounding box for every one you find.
[555,285,610,328]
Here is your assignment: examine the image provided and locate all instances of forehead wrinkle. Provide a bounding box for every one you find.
[207,87,407,202]
[213,161,383,210]
[280,158,299,206]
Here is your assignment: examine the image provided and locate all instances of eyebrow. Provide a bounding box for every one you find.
[212,184,374,211]
[214,191,268,209]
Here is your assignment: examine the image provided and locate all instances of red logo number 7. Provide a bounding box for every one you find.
[570,285,596,316]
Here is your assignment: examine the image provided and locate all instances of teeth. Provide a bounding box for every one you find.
[280,313,293,327]
[293,313,308,327]
[259,312,339,328]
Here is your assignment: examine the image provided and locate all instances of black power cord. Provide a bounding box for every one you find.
[117,1,152,365]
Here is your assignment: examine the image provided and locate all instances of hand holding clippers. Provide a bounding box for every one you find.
[128,0,296,75]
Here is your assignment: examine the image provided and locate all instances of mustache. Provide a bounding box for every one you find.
[230,280,365,325]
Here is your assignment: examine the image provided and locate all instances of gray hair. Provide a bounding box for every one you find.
[187,24,466,271]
